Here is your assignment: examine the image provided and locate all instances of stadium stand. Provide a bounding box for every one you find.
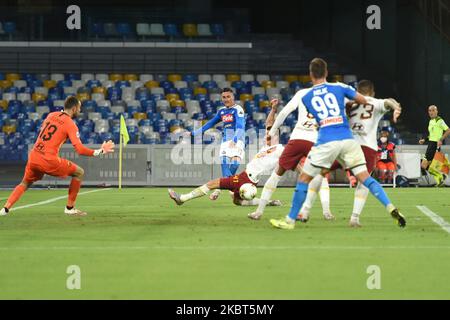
[0,72,402,161]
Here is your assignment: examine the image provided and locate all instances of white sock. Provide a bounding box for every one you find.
[319,177,331,215]
[255,172,282,214]
[180,184,210,202]
[300,175,323,216]
[241,198,261,206]
[352,182,369,218]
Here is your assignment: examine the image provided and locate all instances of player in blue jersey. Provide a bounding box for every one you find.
[191,88,246,200]
[270,58,406,230]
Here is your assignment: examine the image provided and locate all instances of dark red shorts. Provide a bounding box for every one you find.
[362,146,377,174]
[220,171,256,200]
[279,139,314,171]
[329,145,377,174]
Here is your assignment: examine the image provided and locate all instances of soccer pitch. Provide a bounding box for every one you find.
[0,187,449,300]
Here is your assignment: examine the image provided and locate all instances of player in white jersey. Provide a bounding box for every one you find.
[168,100,284,207]
[296,80,402,227]
[247,89,333,221]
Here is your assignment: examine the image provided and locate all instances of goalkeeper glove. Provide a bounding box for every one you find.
[94,140,115,157]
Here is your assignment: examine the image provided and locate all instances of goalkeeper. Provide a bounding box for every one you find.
[419,105,450,185]
[0,97,115,217]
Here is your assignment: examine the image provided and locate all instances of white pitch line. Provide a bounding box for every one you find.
[417,206,450,234]
[9,188,111,212]
[0,246,449,251]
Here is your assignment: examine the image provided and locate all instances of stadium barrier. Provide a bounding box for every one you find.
[29,145,450,188]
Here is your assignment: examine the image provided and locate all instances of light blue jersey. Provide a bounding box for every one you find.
[192,104,245,144]
[301,82,357,145]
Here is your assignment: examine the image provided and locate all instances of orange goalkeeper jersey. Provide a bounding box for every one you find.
[32,111,95,159]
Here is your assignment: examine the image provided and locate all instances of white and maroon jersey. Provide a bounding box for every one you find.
[269,89,318,143]
[347,96,389,151]
[246,144,285,183]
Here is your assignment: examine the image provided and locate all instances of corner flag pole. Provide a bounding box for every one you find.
[119,132,123,190]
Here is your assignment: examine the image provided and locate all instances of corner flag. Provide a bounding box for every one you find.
[120,115,130,146]
[119,115,129,189]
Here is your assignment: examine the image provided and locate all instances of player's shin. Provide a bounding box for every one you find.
[319,176,331,215]
[180,184,210,202]
[352,182,369,218]
[240,198,260,206]
[4,183,28,210]
[299,175,323,218]
[67,178,82,208]
[287,182,308,222]
[221,157,232,177]
[229,159,240,176]
[255,172,282,214]
[362,177,394,212]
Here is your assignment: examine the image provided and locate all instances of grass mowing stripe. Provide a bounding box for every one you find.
[1,246,450,251]
[417,206,450,234]
[9,188,111,212]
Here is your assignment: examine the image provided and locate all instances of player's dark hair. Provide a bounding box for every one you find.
[64,96,80,110]
[309,58,328,79]
[222,88,234,94]
[357,80,375,95]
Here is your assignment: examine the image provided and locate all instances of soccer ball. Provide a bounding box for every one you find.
[239,183,257,201]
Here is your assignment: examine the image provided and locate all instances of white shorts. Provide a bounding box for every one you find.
[219,140,245,160]
[303,139,366,177]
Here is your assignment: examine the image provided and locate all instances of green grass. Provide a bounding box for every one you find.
[0,187,449,299]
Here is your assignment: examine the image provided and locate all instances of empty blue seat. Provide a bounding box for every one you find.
[107,87,122,100]
[19,87,33,94]
[202,81,218,89]
[116,23,132,38]
[164,24,179,37]
[87,80,102,88]
[136,90,150,101]
[231,81,245,89]
[91,23,104,38]
[165,87,178,95]
[159,80,173,90]
[66,73,80,81]
[141,100,156,112]
[151,94,165,101]
[57,80,72,88]
[115,81,130,89]
[3,22,16,34]
[5,86,19,94]
[195,94,208,102]
[211,24,225,37]
[182,74,198,82]
[28,80,43,88]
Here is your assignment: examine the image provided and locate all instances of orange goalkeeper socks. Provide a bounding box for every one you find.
[67,178,82,208]
[5,184,27,210]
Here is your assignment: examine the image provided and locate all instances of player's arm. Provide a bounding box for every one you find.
[232,106,246,143]
[342,83,367,105]
[67,123,114,156]
[268,92,301,137]
[265,99,279,131]
[383,98,402,123]
[191,111,221,137]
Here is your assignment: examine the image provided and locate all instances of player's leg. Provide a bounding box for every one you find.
[350,147,378,227]
[169,179,220,205]
[341,140,405,227]
[0,180,33,215]
[297,174,324,222]
[318,175,334,220]
[1,162,42,215]
[354,168,405,227]
[248,165,285,219]
[250,141,308,219]
[209,156,232,201]
[350,182,369,227]
[64,164,88,216]
[230,156,241,176]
